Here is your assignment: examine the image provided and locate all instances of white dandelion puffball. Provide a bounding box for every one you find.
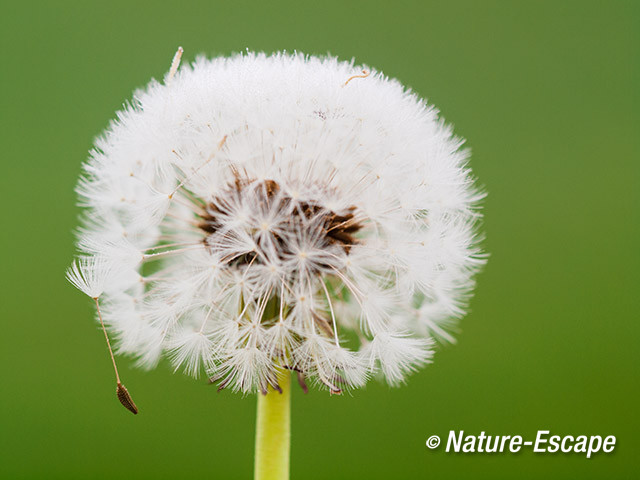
[68,51,485,394]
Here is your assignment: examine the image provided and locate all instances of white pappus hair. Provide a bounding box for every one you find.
[68,50,485,395]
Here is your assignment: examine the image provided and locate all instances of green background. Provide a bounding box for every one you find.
[1,1,638,478]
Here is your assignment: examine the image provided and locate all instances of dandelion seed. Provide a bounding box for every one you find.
[116,382,138,415]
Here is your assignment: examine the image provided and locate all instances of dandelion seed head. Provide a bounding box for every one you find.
[68,51,485,393]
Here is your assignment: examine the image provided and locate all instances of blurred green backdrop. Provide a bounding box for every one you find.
[1,1,638,479]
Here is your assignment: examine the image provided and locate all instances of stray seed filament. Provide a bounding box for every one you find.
[344,69,370,86]
[167,46,183,85]
[94,297,138,415]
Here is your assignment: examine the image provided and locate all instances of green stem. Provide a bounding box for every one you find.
[254,369,291,480]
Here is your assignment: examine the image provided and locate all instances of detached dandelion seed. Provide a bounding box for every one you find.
[66,257,138,414]
[68,48,485,479]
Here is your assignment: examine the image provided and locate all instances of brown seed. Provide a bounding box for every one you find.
[116,382,138,415]
[296,371,309,394]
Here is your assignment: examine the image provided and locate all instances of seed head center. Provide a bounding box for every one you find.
[197,179,361,270]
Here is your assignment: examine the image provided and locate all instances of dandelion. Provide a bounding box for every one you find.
[68,48,485,479]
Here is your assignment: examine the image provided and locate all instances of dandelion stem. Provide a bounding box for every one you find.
[254,369,291,480]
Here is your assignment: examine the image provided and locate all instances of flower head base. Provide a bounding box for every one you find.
[69,51,485,394]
